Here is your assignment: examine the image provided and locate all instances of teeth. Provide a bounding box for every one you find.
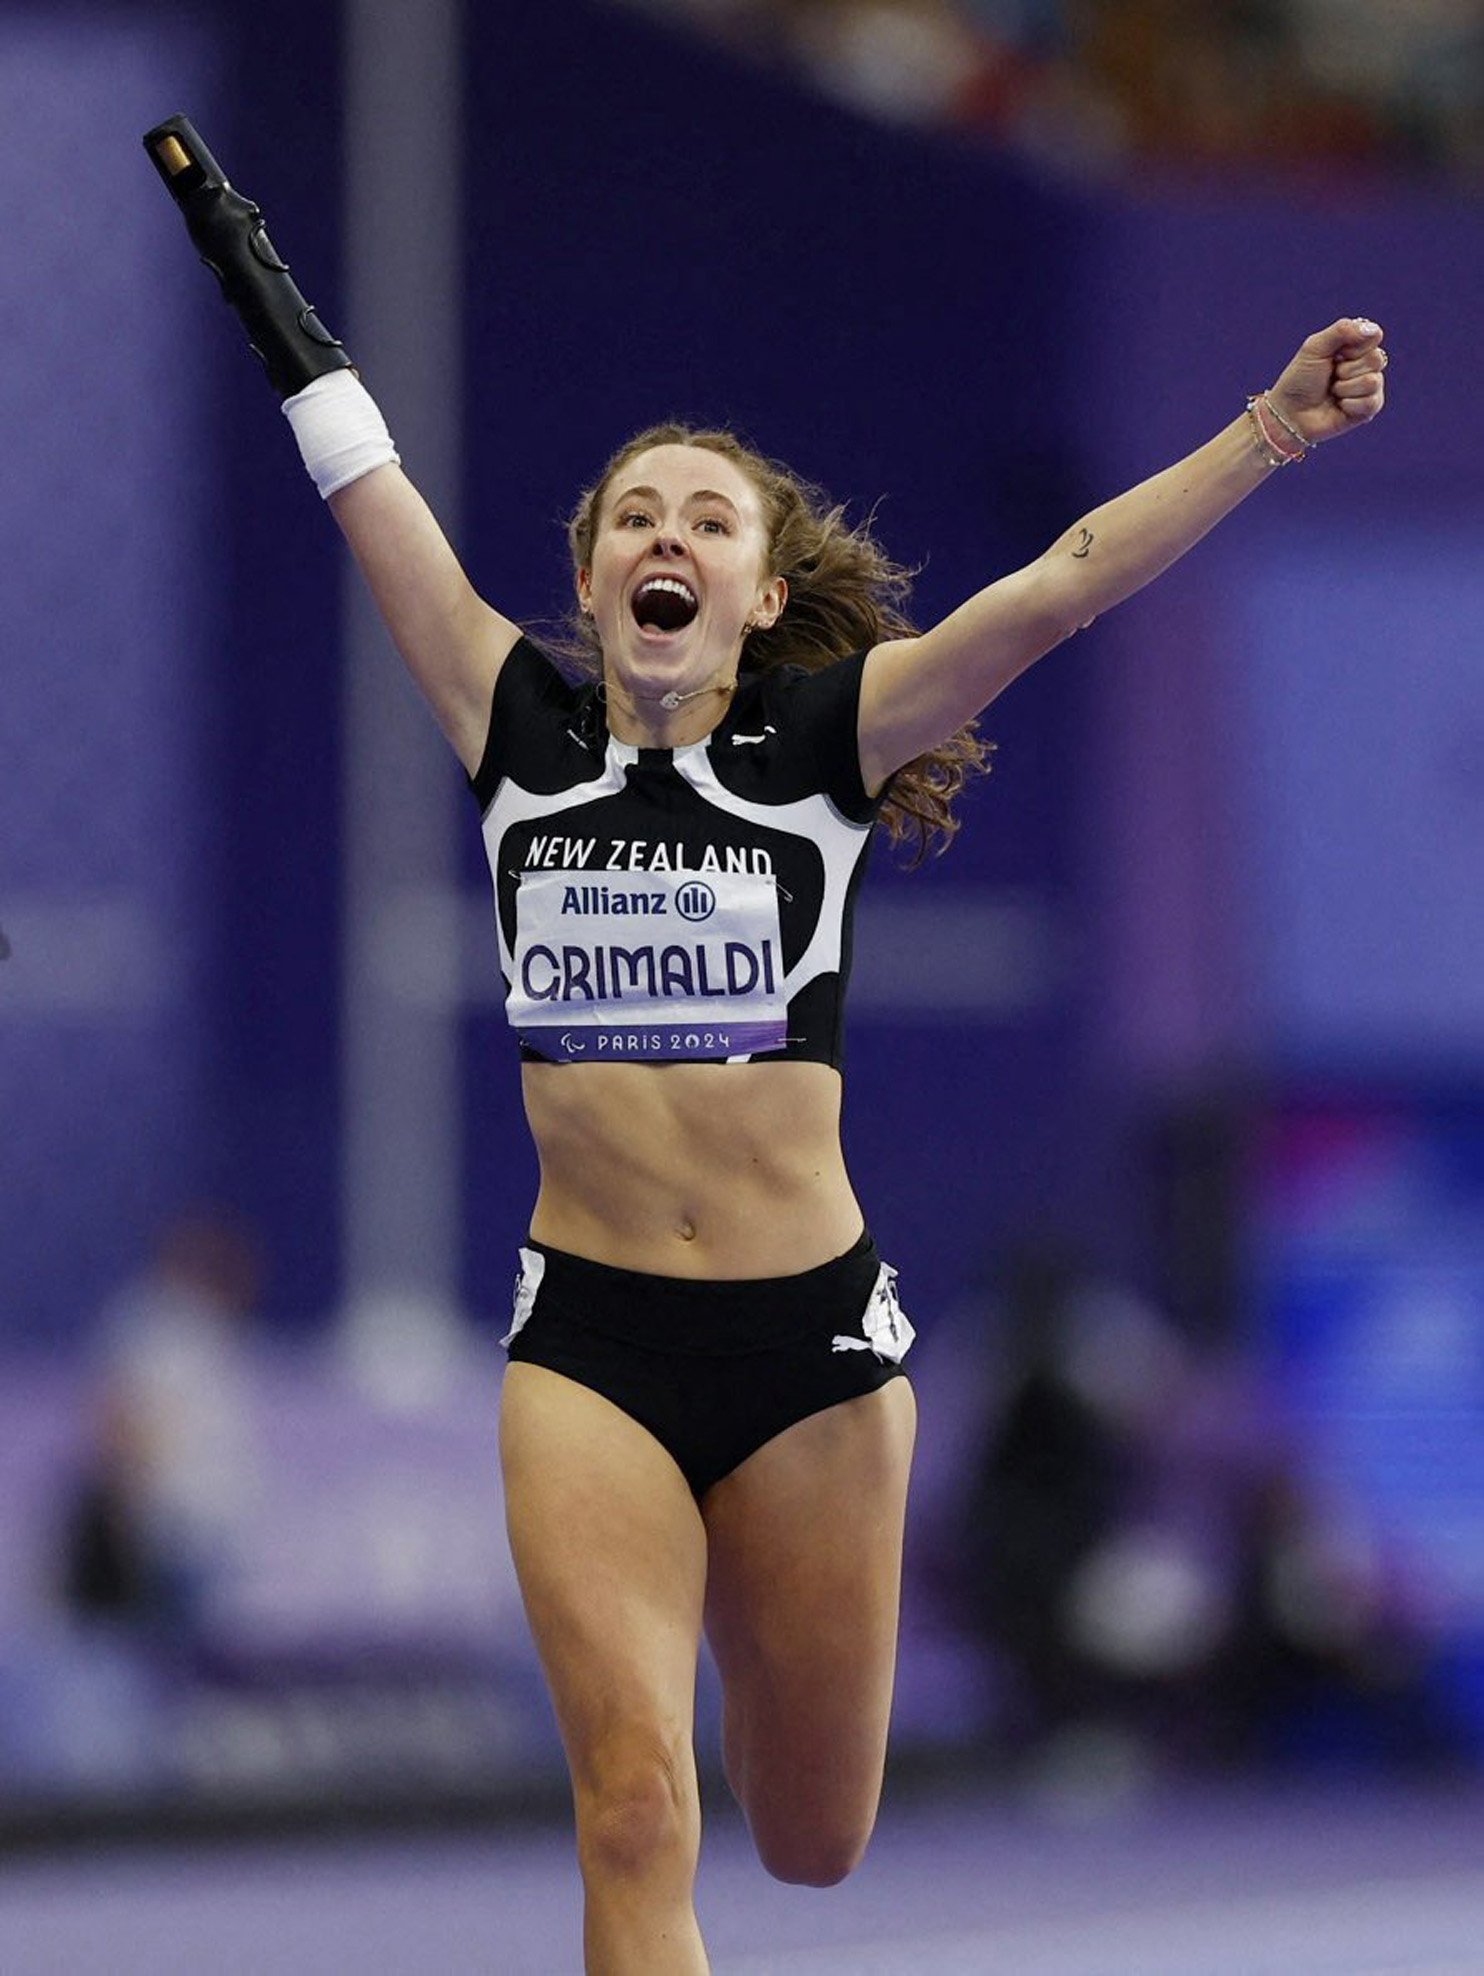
[635,577,697,605]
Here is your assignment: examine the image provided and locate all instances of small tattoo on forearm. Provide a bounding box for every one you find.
[1071,528,1094,559]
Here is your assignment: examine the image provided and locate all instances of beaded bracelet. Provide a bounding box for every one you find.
[1260,392,1315,457]
[1245,392,1310,467]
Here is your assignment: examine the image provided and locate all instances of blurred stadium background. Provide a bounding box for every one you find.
[2,1,1482,1967]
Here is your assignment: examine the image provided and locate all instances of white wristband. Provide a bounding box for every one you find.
[281,370,400,499]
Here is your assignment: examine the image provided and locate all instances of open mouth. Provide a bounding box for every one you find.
[631,576,699,633]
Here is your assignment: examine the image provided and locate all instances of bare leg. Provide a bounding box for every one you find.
[501,1363,711,1974]
[702,1378,917,1885]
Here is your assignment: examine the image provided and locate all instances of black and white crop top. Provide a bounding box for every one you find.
[467,635,882,1066]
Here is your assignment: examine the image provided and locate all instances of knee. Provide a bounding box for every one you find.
[576,1738,697,1882]
[755,1817,874,1889]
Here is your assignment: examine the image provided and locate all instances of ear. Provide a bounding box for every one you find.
[755,573,788,628]
[576,567,593,615]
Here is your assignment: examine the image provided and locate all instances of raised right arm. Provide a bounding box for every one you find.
[322,460,521,775]
[143,113,520,776]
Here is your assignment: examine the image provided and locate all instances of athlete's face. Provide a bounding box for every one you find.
[577,445,787,727]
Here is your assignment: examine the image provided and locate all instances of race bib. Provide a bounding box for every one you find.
[509,867,788,1061]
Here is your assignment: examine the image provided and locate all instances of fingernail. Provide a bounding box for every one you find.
[1353,316,1380,334]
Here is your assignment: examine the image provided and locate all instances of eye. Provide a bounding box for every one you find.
[696,516,732,536]
[617,509,653,529]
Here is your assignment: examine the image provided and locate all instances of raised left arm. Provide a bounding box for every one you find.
[858,317,1388,794]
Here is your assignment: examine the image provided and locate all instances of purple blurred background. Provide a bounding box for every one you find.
[2,0,1481,1848]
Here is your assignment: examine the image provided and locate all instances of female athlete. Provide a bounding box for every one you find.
[143,127,1386,1968]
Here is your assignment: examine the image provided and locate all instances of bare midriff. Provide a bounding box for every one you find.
[521,1059,866,1280]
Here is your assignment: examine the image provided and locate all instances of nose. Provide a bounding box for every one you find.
[650,531,685,558]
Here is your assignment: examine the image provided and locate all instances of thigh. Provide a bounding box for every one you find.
[500,1361,709,1788]
[701,1376,917,1878]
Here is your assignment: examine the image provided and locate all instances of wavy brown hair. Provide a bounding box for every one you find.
[561,422,994,861]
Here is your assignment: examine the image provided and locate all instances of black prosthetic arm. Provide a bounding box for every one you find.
[143,114,352,398]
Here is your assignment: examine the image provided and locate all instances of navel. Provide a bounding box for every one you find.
[676,1218,697,1243]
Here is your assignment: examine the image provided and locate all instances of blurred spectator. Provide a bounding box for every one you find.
[954,1240,1192,1782]
[612,0,1484,183]
[60,1208,263,1643]
[788,0,998,125]
[951,1235,1460,1793]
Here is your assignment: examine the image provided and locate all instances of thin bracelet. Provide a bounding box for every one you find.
[1250,392,1307,463]
[1260,392,1315,456]
[1245,395,1294,468]
[1245,393,1305,467]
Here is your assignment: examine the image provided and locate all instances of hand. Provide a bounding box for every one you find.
[1267,317,1387,447]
